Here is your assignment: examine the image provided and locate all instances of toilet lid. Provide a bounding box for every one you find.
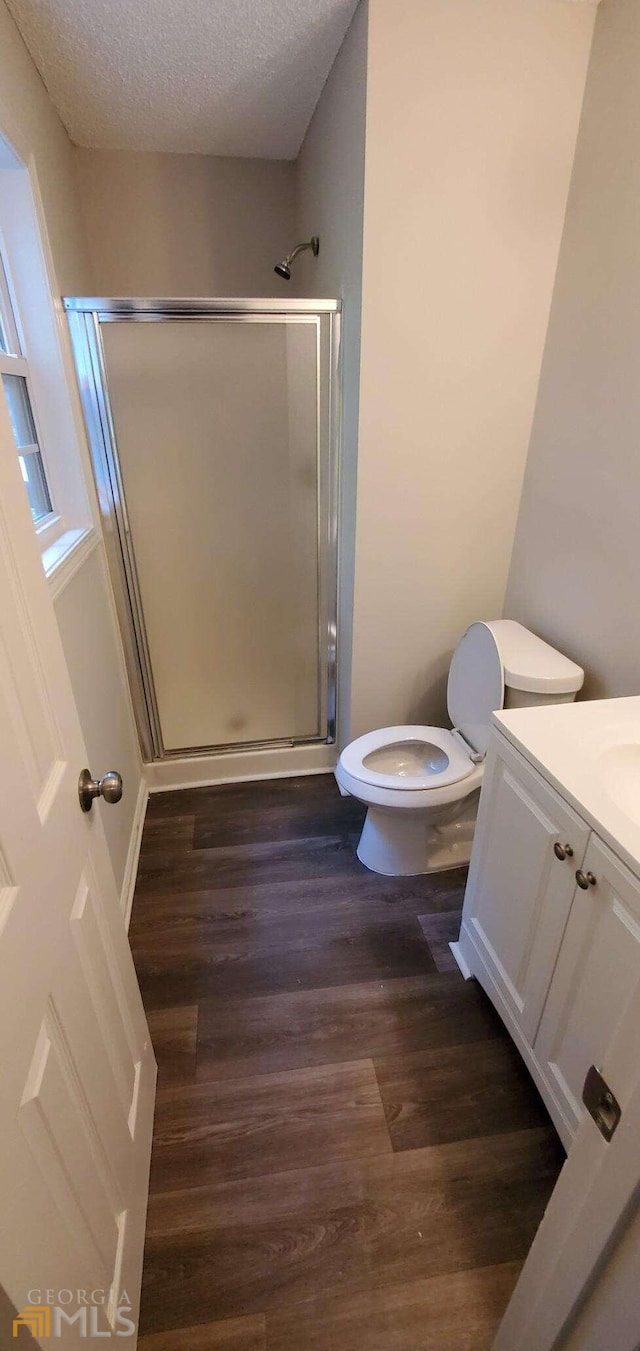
[446,622,505,756]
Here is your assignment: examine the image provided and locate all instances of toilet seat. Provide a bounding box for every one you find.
[336,724,484,812]
[340,724,475,791]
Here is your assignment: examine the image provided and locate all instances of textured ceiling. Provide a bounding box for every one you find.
[6,0,360,158]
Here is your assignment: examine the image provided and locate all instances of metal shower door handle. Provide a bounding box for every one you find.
[78,769,123,812]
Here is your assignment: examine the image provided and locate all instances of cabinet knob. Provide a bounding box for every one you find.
[575,869,597,890]
[554,842,574,861]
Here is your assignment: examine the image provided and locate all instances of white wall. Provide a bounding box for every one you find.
[2,0,601,811]
[349,0,595,738]
[294,1,368,743]
[74,148,296,296]
[0,0,143,894]
[0,0,88,294]
[505,0,640,701]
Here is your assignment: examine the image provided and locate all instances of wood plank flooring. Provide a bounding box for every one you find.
[130,773,564,1350]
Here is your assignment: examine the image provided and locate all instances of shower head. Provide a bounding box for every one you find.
[274,236,319,280]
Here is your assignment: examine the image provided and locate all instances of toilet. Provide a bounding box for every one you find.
[336,620,584,876]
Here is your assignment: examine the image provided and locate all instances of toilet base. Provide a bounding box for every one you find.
[356,798,479,876]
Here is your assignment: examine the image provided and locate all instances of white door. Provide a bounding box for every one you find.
[534,833,640,1136]
[461,739,590,1042]
[0,387,156,1341]
[494,951,640,1351]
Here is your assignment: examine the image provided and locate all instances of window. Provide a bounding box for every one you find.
[0,136,95,591]
[0,256,53,524]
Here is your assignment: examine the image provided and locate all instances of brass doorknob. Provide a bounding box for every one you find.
[554,842,574,861]
[78,769,123,813]
[575,869,597,890]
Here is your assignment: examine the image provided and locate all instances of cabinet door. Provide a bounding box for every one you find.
[462,738,590,1043]
[534,834,640,1137]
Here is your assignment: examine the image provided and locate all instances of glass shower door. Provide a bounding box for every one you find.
[67,302,339,759]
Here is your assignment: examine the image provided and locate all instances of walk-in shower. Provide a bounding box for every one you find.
[65,298,341,764]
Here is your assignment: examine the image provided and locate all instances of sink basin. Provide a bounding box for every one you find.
[600,743,640,825]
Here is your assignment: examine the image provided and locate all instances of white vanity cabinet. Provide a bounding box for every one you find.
[457,730,640,1148]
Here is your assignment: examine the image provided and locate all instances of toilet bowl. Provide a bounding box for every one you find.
[336,620,584,876]
[338,723,484,874]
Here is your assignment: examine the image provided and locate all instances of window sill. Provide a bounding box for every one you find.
[43,525,99,600]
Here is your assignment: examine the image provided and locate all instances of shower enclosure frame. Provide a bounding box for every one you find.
[64,297,341,763]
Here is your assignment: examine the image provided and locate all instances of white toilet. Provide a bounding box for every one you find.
[336,620,584,876]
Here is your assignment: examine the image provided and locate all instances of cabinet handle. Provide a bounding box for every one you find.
[575,869,597,890]
[554,842,574,861]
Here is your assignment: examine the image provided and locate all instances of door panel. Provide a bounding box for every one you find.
[0,525,64,801]
[534,834,640,1133]
[19,1007,122,1284]
[70,877,139,1122]
[463,739,590,1042]
[99,315,327,753]
[0,376,156,1344]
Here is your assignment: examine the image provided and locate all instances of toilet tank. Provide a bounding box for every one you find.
[484,620,584,710]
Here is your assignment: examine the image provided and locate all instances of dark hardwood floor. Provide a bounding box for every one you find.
[129,773,563,1350]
